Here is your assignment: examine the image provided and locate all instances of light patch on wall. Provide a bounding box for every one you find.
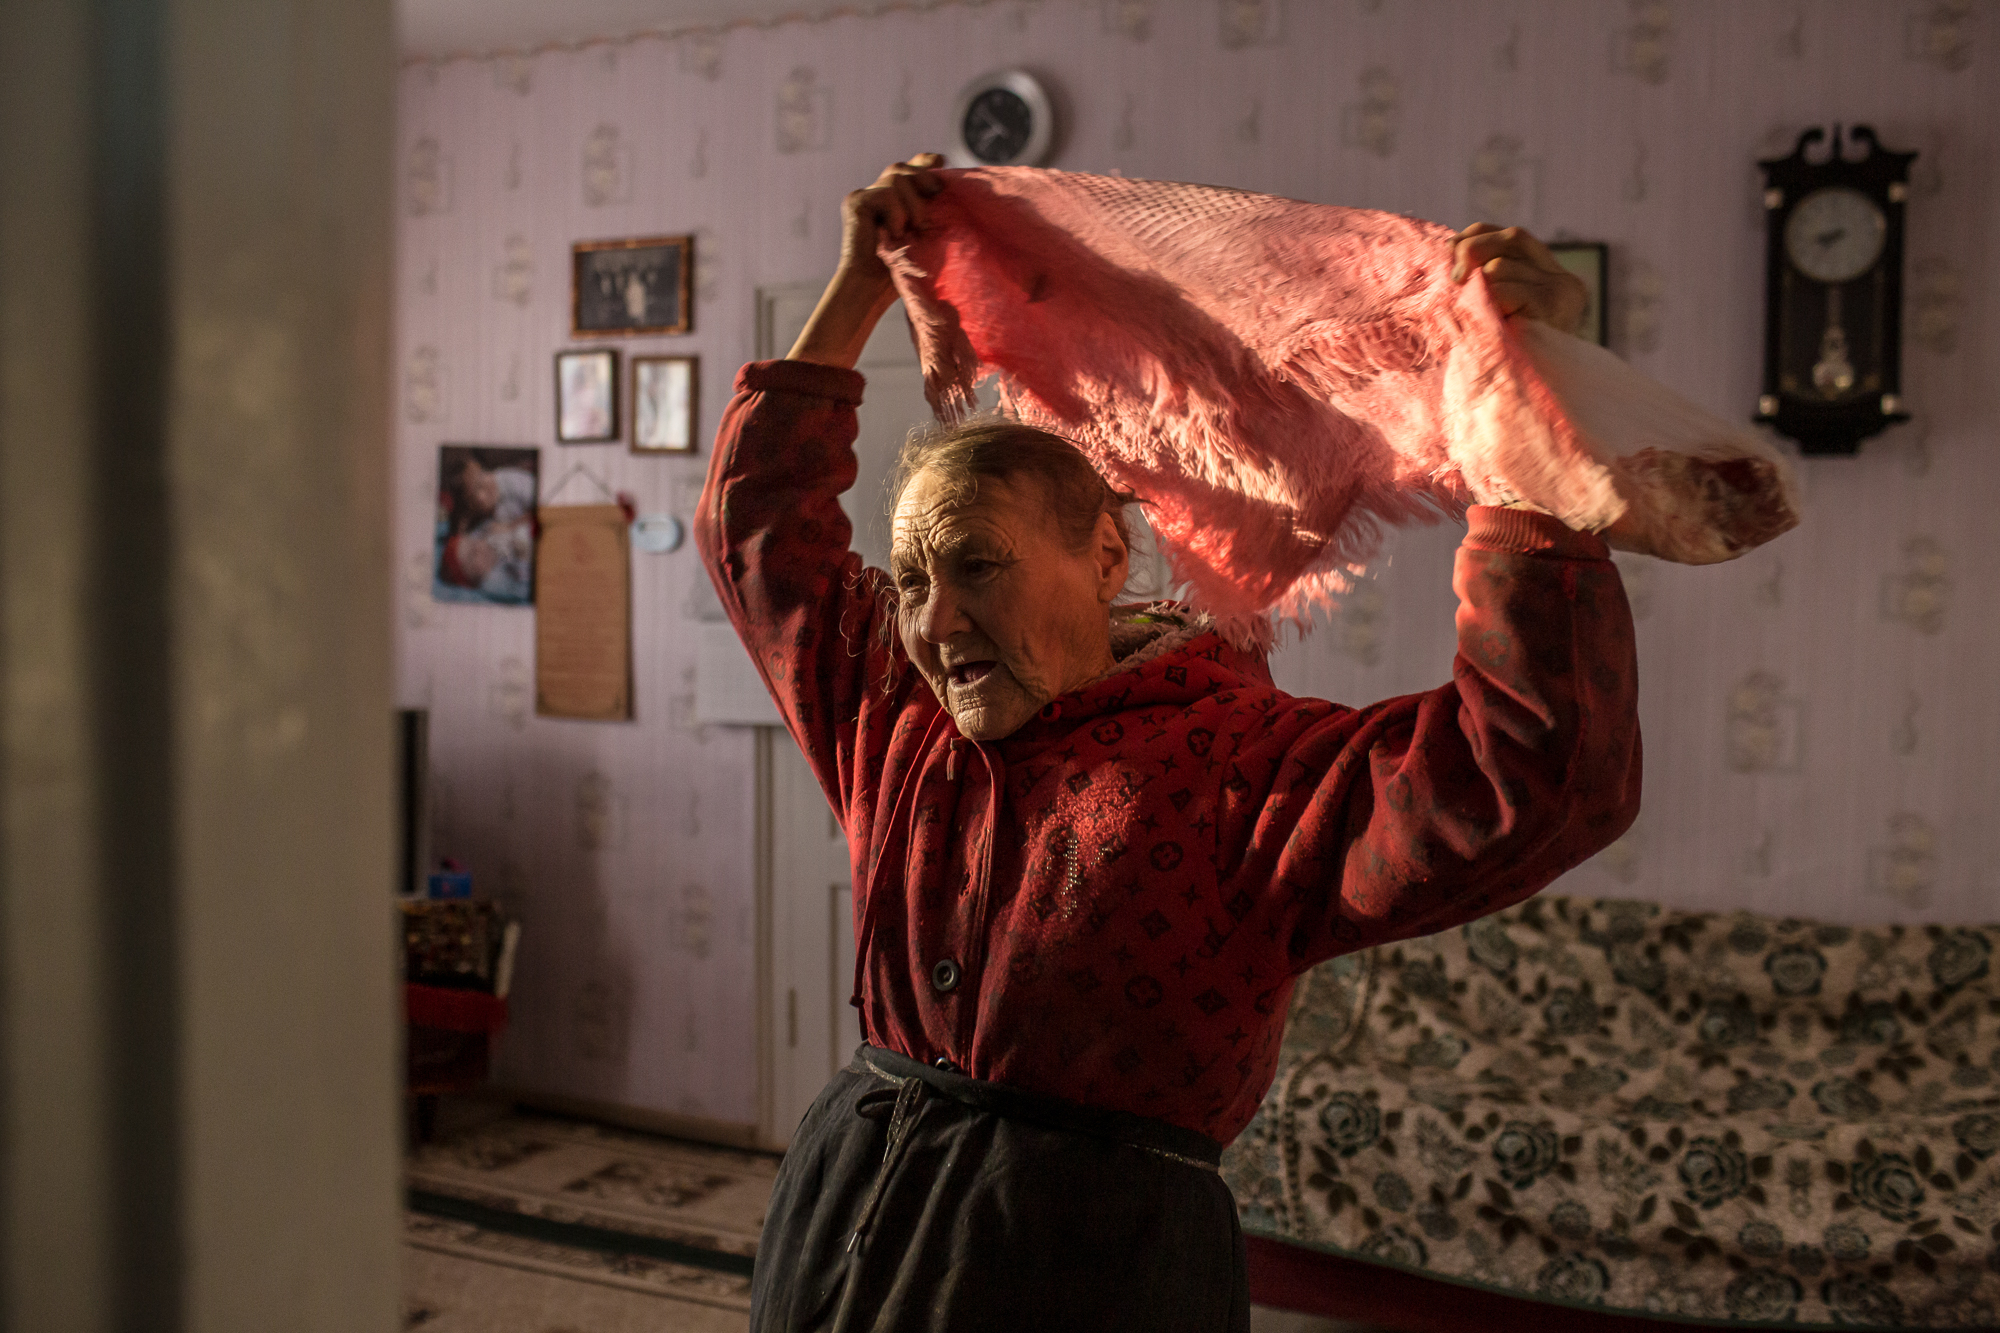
[1618,258,1664,353]
[1881,537,1950,635]
[1906,2,1976,71]
[1742,829,1774,878]
[1613,0,1675,85]
[488,655,530,730]
[674,883,715,960]
[494,54,530,95]
[1778,9,1805,59]
[403,550,435,629]
[581,123,632,206]
[692,227,719,302]
[891,71,913,123]
[1891,690,1921,757]
[1910,258,1962,354]
[1103,0,1151,41]
[576,771,626,850]
[572,978,631,1065]
[1219,0,1283,49]
[504,140,522,191]
[775,67,831,154]
[1751,557,1782,610]
[1726,670,1803,774]
[680,31,724,81]
[1869,812,1938,907]
[492,234,533,306]
[669,665,711,743]
[1341,68,1398,157]
[500,352,520,401]
[1622,140,1649,203]
[405,345,444,422]
[1468,134,1538,228]
[418,257,438,296]
[407,134,452,215]
[1113,93,1136,151]
[690,127,708,179]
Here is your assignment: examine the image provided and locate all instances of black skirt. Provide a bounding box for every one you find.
[751,1046,1250,1333]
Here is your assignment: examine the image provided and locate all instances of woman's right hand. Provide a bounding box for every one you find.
[836,153,947,287]
[790,155,947,367]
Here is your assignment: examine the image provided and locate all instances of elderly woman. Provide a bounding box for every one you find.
[698,156,1640,1333]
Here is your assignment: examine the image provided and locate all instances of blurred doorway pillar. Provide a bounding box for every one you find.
[0,0,399,1329]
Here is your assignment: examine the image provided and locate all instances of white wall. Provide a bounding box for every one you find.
[396,0,1997,1124]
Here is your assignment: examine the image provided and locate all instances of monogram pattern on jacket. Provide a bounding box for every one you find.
[698,359,1642,1141]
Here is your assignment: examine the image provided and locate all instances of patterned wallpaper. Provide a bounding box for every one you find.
[396,0,1997,1124]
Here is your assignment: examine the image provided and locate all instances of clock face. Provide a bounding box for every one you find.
[962,87,1034,165]
[1784,187,1887,284]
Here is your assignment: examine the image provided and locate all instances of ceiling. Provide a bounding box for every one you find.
[397,0,874,59]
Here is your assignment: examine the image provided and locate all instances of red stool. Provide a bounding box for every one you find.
[404,982,509,1143]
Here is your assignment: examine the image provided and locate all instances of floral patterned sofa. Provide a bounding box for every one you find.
[1221,896,2000,1330]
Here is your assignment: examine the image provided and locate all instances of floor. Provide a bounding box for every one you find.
[402,1096,1380,1332]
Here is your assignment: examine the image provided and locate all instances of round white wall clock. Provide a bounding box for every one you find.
[948,69,1055,168]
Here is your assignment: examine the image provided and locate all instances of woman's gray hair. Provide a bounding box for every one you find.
[889,416,1139,554]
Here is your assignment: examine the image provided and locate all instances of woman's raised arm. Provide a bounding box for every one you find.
[788,153,945,368]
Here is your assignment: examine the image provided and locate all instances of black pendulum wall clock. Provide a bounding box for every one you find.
[1755,125,1916,456]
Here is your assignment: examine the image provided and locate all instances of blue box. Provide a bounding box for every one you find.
[426,870,473,900]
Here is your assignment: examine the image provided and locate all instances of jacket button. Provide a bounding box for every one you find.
[931,958,961,993]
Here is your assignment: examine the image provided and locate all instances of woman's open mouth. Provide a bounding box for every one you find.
[948,661,996,687]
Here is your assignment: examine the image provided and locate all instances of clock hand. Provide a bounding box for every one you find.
[1815,227,1845,249]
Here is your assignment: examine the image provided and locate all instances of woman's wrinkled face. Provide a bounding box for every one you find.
[891,470,1128,742]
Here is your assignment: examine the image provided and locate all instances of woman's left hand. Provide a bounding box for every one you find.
[1450,224,1588,336]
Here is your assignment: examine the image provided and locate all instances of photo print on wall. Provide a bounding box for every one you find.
[556,348,619,443]
[572,235,692,336]
[434,444,539,605]
[632,355,698,453]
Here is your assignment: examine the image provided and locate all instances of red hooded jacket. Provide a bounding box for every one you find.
[698,359,1641,1143]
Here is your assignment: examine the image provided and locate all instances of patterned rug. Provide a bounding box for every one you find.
[403,1209,752,1331]
[403,1102,1367,1332]
[403,1104,771,1331]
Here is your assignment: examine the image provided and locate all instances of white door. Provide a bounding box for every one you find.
[755,287,937,1147]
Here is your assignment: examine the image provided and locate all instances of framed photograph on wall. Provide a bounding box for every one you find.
[572,235,692,337]
[433,444,539,605]
[631,355,698,454]
[1549,241,1609,347]
[555,348,618,443]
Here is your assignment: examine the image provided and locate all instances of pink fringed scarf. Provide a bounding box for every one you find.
[882,168,1798,625]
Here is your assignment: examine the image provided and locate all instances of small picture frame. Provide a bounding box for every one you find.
[555,348,618,443]
[434,444,539,605]
[1549,241,1610,347]
[631,355,699,454]
[573,235,693,337]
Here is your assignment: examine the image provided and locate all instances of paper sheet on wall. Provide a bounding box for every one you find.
[535,504,632,720]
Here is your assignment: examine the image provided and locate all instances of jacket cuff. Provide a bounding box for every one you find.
[1463,505,1611,560]
[736,358,867,406]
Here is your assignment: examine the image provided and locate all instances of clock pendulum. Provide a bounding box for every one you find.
[1812,288,1853,399]
[1754,125,1915,456]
